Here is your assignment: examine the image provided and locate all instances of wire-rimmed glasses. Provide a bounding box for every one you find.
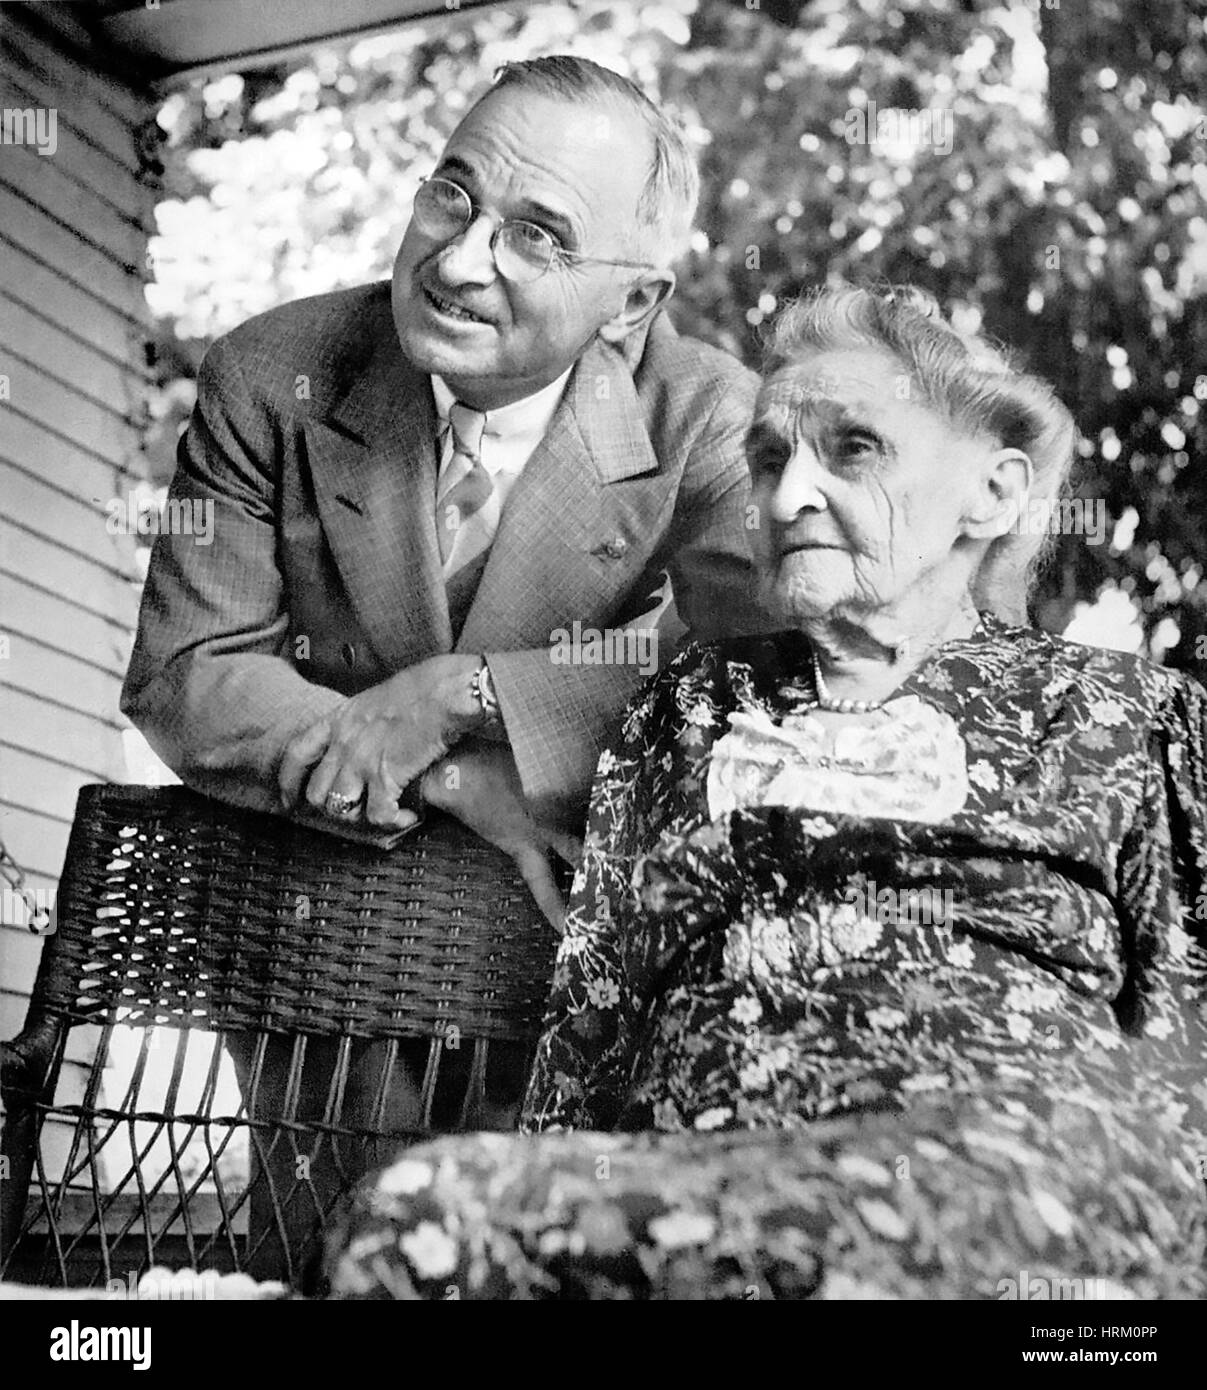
[412,176,656,284]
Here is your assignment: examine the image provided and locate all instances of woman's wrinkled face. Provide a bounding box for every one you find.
[749,347,989,625]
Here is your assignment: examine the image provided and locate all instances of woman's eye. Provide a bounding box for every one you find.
[751,445,789,477]
[836,431,881,461]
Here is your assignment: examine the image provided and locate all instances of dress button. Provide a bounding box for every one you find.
[341,642,357,668]
[603,537,628,559]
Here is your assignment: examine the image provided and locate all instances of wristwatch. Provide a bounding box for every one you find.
[470,657,502,726]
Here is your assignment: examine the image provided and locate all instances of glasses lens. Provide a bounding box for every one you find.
[414,179,471,237]
[495,221,553,284]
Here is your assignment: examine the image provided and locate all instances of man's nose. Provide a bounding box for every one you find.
[434,212,497,286]
[769,441,828,522]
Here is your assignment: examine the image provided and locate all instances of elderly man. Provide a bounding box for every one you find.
[123,56,763,917]
[120,55,764,1281]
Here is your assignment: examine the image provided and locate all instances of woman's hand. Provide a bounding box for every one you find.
[421,742,583,933]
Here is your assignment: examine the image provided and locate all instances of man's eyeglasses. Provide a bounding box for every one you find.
[412,176,656,285]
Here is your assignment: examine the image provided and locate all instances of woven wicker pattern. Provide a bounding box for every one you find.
[45,785,559,1040]
[1,784,560,1291]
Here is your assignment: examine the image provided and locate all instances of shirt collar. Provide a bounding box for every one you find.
[431,367,573,445]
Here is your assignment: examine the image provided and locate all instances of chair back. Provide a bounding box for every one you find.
[1,785,559,1292]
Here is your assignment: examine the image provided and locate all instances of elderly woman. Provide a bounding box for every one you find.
[327,286,1207,1300]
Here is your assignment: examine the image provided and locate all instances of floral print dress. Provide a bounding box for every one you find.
[327,615,1207,1299]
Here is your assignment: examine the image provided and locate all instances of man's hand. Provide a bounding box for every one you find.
[278,654,483,827]
[421,742,582,933]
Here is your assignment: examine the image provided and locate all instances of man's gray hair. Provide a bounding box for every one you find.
[480,55,699,267]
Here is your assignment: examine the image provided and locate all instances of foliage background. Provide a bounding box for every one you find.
[143,0,1207,674]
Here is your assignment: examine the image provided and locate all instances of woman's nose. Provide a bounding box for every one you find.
[768,442,828,523]
[435,212,497,285]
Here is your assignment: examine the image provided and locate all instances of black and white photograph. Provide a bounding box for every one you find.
[0,0,1204,1344]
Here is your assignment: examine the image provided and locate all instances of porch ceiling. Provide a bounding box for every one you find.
[84,0,808,87]
[85,0,510,85]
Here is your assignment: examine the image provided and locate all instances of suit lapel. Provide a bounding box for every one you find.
[306,333,452,671]
[456,336,673,653]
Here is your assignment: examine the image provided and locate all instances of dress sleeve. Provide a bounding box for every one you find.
[1115,671,1207,1131]
[520,645,713,1132]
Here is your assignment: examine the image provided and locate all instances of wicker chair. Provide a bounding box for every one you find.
[0,785,560,1295]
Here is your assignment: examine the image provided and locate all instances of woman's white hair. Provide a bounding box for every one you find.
[764,283,1078,624]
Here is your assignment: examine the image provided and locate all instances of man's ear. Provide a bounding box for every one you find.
[962,447,1033,540]
[597,269,676,346]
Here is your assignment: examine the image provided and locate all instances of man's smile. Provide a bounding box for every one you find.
[421,284,494,326]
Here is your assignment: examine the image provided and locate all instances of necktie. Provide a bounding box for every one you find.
[438,402,496,635]
[437,402,491,565]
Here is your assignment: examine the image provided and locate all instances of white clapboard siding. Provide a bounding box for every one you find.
[4,687,127,785]
[0,462,140,577]
[1,353,143,472]
[0,70,147,222]
[0,39,140,175]
[1,190,152,331]
[0,294,134,408]
[0,140,148,270]
[0,2,156,1184]
[2,6,147,125]
[1,636,126,734]
[0,572,133,681]
[0,517,141,628]
[0,407,144,511]
[0,797,71,883]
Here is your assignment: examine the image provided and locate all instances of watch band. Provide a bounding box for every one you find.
[470,658,501,725]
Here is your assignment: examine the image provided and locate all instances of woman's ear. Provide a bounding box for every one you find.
[597,269,676,346]
[963,447,1033,541]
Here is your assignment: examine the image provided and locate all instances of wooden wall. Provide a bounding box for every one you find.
[0,3,157,1171]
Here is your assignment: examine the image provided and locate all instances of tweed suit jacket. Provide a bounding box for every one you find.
[121,281,764,824]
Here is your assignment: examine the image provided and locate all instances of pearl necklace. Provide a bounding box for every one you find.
[806,649,886,715]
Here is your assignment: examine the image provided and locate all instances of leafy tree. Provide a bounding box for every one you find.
[145,0,1207,673]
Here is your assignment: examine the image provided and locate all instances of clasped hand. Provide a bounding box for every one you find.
[278,655,476,830]
[277,658,580,930]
